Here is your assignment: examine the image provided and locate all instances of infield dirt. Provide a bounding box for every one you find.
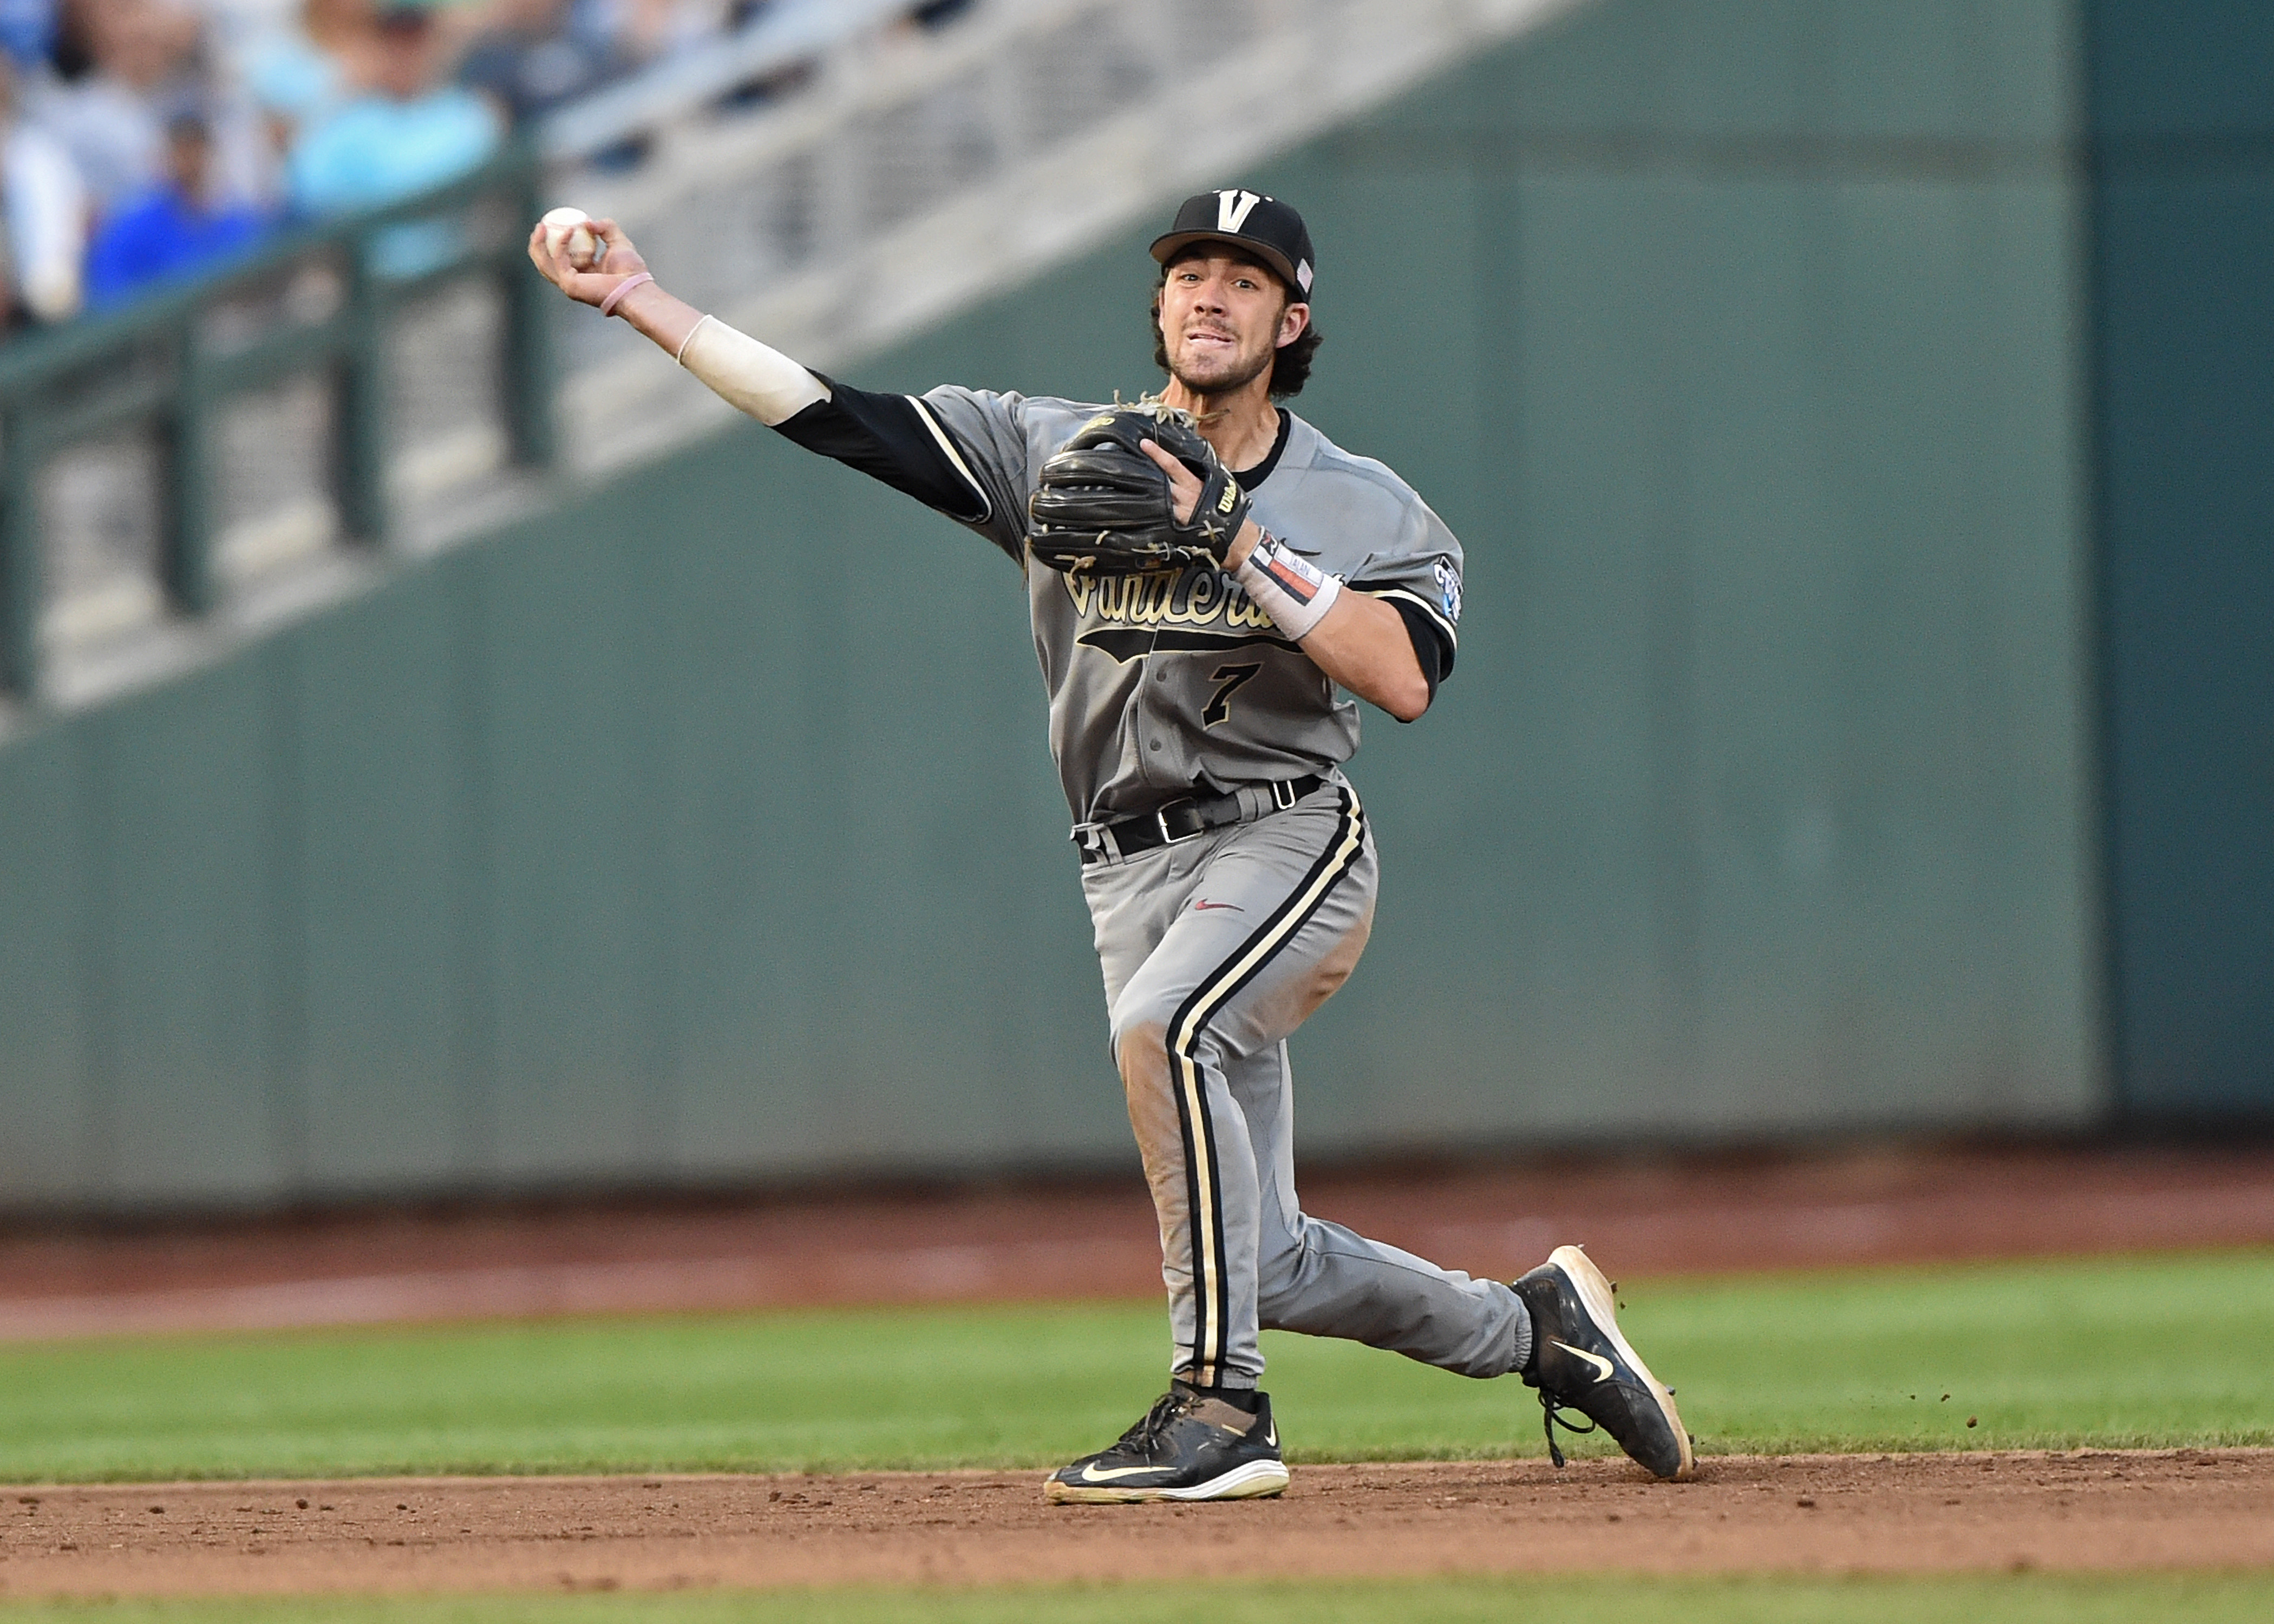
[3,1451,2270,1599]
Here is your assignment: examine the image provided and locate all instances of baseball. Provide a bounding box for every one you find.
[540,206,600,270]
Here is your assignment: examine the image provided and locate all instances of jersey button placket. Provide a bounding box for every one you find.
[1135,657,1174,786]
[1153,661,1194,784]
[1152,664,1171,763]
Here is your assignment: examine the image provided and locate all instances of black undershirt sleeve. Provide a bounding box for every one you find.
[775,390,1453,706]
[771,377,988,524]
[1359,590,1455,712]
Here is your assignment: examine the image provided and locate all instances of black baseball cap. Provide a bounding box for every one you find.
[1151,189,1316,302]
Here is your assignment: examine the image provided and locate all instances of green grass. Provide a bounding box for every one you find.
[3,1575,2273,1624]
[0,1251,2269,1483]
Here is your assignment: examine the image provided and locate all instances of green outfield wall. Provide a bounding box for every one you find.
[2086,1,2274,1122]
[0,0,2111,1209]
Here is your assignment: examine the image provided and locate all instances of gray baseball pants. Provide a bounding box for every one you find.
[1080,778,1531,1390]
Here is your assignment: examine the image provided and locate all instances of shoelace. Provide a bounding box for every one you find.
[1112,1391,1188,1458]
[1535,1389,1599,1469]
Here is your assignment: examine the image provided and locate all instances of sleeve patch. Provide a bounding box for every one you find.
[1433,558,1463,625]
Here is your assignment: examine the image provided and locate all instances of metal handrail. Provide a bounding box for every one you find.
[538,0,917,164]
[0,0,1583,718]
[0,147,551,700]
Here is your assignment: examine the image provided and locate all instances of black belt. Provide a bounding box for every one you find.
[1077,775,1325,865]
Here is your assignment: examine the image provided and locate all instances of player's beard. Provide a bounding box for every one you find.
[1168,330,1273,397]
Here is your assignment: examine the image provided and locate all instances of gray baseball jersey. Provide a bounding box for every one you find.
[910,390,1463,823]
[770,380,1524,1396]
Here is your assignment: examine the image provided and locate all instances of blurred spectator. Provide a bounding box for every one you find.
[0,51,86,325]
[711,0,822,115]
[0,0,962,334]
[596,0,723,66]
[83,106,270,306]
[455,0,618,126]
[194,0,298,68]
[0,0,55,69]
[454,0,740,129]
[241,0,362,134]
[287,0,496,273]
[33,0,268,215]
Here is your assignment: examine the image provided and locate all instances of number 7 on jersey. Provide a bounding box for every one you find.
[1204,662,1263,727]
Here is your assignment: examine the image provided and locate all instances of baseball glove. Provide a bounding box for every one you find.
[1027,404,1251,574]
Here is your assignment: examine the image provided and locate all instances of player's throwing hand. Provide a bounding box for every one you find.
[526,215,648,309]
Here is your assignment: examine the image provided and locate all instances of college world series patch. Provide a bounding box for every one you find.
[1434,559,1463,624]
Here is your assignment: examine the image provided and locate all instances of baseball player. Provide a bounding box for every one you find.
[530,189,1693,1499]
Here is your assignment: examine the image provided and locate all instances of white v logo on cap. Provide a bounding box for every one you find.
[1216,189,1264,232]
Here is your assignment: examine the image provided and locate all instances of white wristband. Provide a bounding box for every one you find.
[676,314,829,425]
[1235,532,1342,641]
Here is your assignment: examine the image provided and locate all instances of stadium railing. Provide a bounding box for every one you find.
[0,0,1575,724]
[544,0,1584,475]
[0,152,548,708]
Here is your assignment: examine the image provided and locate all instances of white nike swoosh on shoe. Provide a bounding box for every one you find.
[1264,1422,1277,1448]
[1552,1339,1617,1383]
[1079,1462,1173,1483]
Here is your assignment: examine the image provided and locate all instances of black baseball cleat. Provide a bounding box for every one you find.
[1043,1382,1289,1503]
[1513,1244,1695,1480]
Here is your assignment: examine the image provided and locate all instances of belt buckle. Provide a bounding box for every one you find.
[1155,799,1204,846]
[1271,779,1298,811]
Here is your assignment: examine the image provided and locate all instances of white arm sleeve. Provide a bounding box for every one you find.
[675,315,830,425]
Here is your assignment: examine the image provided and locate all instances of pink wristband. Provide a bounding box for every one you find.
[598,272,654,318]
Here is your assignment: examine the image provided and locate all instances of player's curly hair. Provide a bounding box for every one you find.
[1150,259,1323,400]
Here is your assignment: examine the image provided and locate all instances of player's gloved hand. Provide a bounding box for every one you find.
[1027,404,1251,574]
